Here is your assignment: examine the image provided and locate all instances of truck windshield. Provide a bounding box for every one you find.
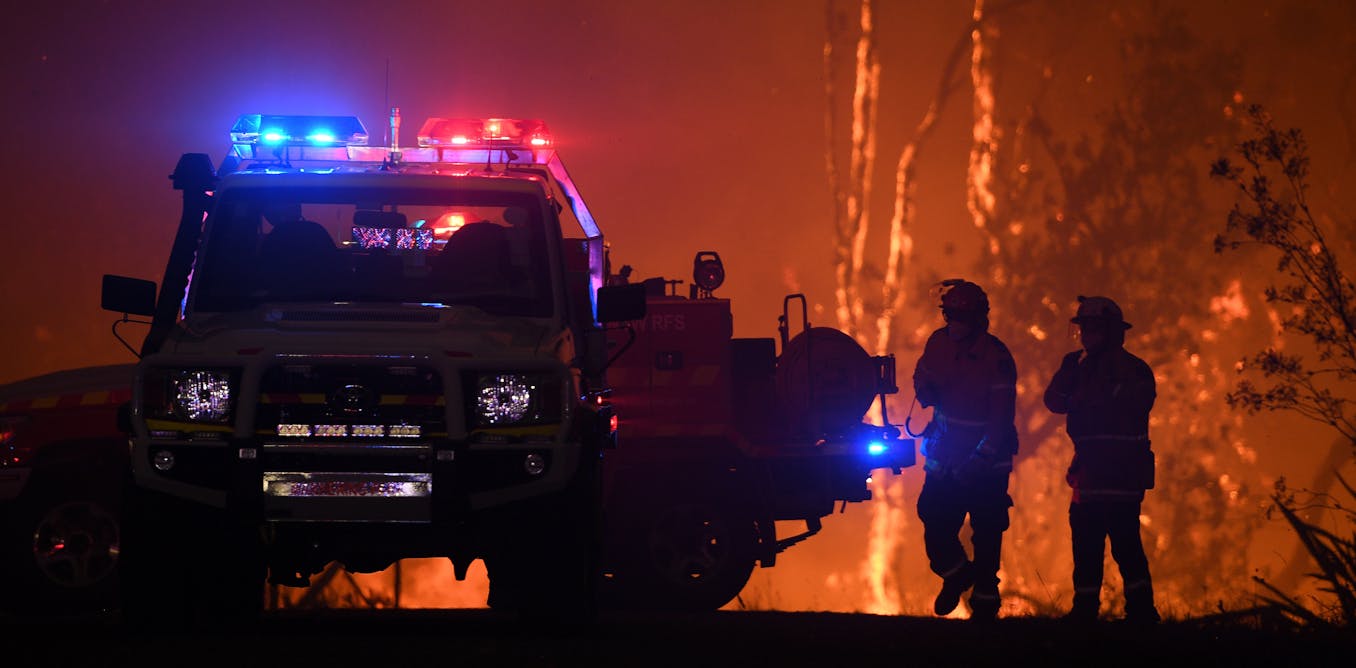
[192,186,553,317]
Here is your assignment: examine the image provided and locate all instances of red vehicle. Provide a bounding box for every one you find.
[0,364,131,614]
[597,258,914,610]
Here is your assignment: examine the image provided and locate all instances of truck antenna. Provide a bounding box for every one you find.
[383,58,390,146]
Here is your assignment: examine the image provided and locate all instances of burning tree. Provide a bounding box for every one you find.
[968,2,1271,618]
[1212,104,1356,627]
[818,0,1274,617]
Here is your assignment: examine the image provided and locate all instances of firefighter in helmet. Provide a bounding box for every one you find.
[1043,296,1159,624]
[912,279,1018,621]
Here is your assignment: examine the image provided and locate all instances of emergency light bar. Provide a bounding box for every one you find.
[231,114,369,147]
[417,118,552,149]
[224,113,556,166]
[229,114,369,161]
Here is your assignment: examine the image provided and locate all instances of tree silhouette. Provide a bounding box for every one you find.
[1213,106,1356,449]
[1213,104,1356,626]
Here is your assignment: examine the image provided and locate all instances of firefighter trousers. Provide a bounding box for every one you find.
[1069,500,1154,613]
[917,470,1013,596]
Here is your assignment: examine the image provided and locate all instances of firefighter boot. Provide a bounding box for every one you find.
[968,589,1000,622]
[932,562,974,616]
[1124,588,1160,626]
[1061,594,1099,623]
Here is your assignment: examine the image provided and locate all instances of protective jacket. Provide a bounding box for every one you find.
[912,328,1018,478]
[1043,347,1156,502]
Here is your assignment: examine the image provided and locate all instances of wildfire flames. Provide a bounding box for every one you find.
[269,559,489,611]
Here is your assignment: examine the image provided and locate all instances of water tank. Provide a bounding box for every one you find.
[774,327,878,435]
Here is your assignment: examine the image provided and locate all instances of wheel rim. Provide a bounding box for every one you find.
[646,503,746,587]
[31,500,121,588]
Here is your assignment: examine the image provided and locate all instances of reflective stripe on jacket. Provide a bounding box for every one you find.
[913,328,1019,473]
[1044,346,1156,501]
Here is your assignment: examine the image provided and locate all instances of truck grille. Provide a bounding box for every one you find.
[254,363,447,436]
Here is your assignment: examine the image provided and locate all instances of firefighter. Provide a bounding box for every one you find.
[912,280,1018,621]
[1043,296,1160,624]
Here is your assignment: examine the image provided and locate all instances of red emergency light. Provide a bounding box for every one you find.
[417,118,553,150]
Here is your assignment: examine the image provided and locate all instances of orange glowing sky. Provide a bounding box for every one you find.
[3,1,1350,384]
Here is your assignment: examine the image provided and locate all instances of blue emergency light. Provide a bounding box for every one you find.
[230,114,369,147]
[228,114,369,162]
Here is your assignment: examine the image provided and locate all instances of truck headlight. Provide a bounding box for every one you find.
[146,368,237,424]
[471,373,559,426]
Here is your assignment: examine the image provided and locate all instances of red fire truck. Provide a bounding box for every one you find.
[0,112,913,620]
[0,364,132,615]
[597,259,914,611]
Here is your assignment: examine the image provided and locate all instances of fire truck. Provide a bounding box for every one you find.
[597,267,914,611]
[0,111,912,621]
[0,364,132,615]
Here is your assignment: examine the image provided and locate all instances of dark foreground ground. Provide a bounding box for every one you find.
[4,607,1352,667]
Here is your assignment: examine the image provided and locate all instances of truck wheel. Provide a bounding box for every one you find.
[621,501,758,612]
[486,459,602,621]
[119,486,264,629]
[1,468,122,615]
[485,516,598,621]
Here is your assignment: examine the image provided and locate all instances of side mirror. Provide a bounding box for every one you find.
[596,283,646,323]
[101,275,157,317]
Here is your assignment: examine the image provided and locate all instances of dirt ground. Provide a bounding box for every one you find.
[5,608,1351,667]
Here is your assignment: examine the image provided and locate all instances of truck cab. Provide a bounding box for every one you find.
[103,113,641,624]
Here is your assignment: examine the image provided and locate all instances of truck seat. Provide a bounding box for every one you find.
[259,219,342,297]
[435,221,512,288]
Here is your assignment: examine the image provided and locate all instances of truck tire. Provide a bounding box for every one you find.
[1,467,122,616]
[607,498,759,612]
[485,455,602,622]
[119,485,265,629]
